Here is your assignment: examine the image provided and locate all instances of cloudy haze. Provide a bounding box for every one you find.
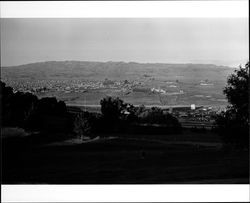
[1,18,248,67]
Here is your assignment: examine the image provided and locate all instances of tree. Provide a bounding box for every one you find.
[10,91,38,127]
[100,96,126,122]
[99,96,127,132]
[216,62,249,148]
[29,97,71,132]
[1,81,14,125]
[0,81,38,127]
[72,112,92,138]
[223,62,249,125]
[125,104,138,123]
[139,107,181,127]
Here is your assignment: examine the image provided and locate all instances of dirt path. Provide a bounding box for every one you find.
[44,136,222,148]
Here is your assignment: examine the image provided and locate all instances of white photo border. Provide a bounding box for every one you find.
[1,1,249,202]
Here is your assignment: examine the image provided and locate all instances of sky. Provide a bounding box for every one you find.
[1,18,248,67]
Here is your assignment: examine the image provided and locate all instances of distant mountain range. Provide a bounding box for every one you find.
[1,60,234,82]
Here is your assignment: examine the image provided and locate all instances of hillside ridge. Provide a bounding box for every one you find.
[1,60,232,69]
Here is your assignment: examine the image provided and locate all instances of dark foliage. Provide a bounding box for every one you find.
[99,96,181,133]
[100,96,126,122]
[139,107,181,127]
[1,81,72,133]
[1,82,38,127]
[215,62,249,149]
[72,111,101,137]
[216,108,248,148]
[99,96,126,132]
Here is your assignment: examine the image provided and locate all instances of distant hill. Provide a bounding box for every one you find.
[1,61,235,106]
[1,61,234,82]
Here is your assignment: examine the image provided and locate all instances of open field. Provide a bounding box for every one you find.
[35,82,228,107]
[2,130,249,184]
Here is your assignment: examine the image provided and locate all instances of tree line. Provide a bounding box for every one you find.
[1,82,72,133]
[0,81,182,139]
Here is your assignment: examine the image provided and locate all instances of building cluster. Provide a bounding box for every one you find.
[151,87,184,95]
[170,105,220,123]
[2,78,144,95]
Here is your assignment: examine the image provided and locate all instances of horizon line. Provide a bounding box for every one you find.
[2,59,244,68]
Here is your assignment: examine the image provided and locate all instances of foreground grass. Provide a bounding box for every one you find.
[2,130,249,184]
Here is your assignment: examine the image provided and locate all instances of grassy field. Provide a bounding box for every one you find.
[36,84,228,107]
[2,129,249,184]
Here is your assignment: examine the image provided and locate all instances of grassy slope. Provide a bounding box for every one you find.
[2,130,249,184]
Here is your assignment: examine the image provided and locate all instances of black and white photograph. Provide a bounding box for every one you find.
[0,1,249,202]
